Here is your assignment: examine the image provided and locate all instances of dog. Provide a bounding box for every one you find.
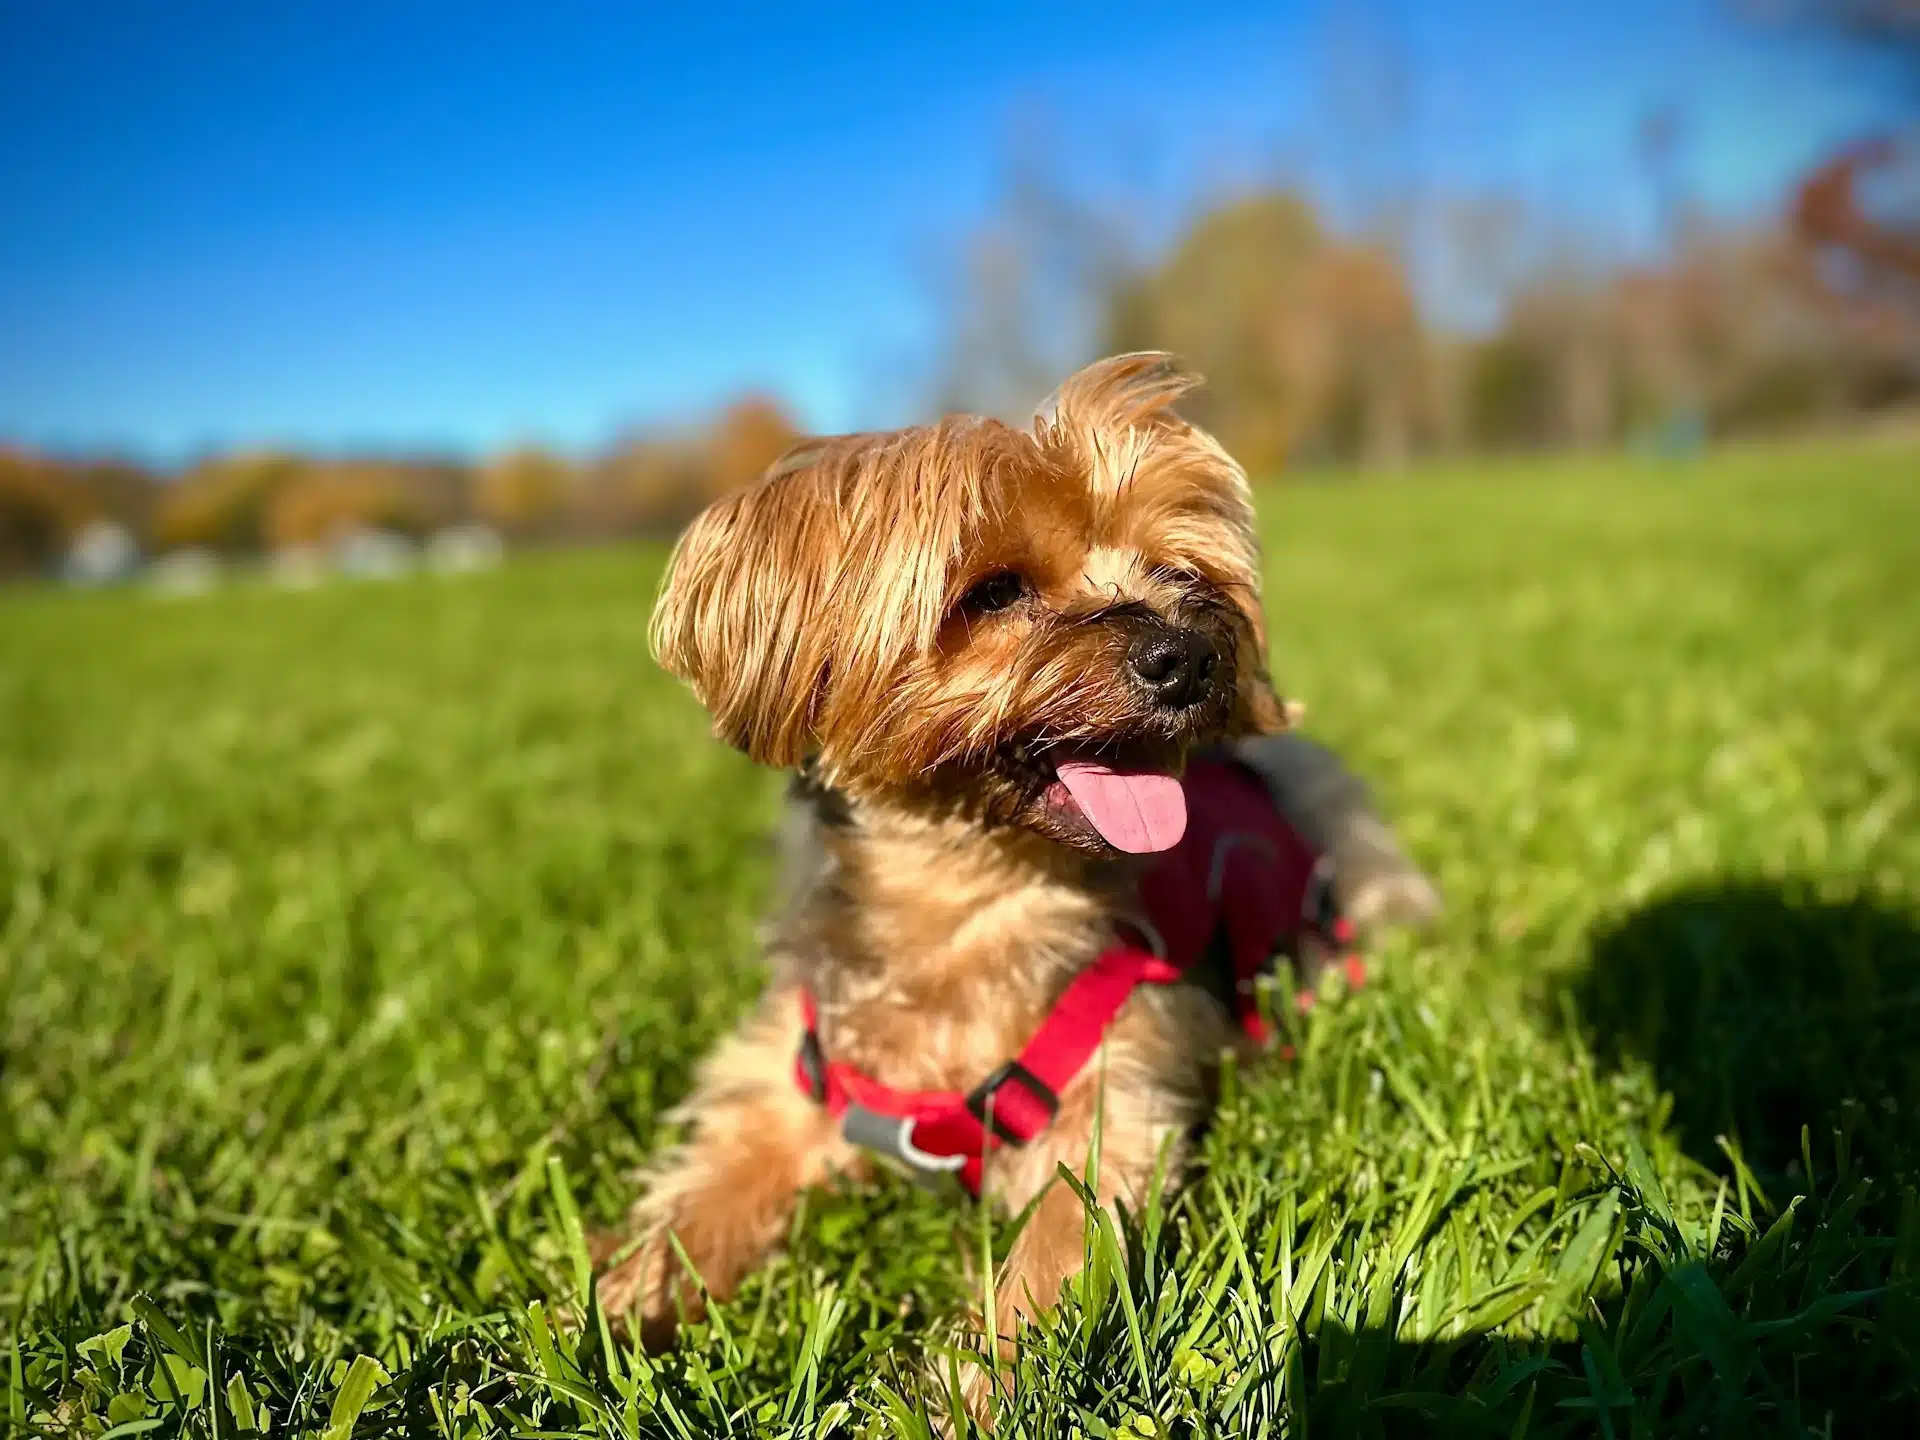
[596,353,1436,1375]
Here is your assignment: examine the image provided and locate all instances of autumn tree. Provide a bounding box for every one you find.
[0,448,85,576]
[262,460,461,550]
[154,452,306,553]
[476,447,575,539]
[707,395,802,496]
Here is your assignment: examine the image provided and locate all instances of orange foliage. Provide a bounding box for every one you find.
[0,447,90,575]
[592,437,706,534]
[707,395,802,496]
[1107,194,1424,470]
[263,464,431,549]
[154,452,305,553]
[477,447,572,538]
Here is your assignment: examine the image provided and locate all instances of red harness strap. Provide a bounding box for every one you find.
[791,756,1355,1197]
[794,939,1182,1196]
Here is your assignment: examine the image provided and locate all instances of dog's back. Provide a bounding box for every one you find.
[1224,734,1440,934]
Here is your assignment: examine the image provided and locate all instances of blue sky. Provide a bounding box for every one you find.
[0,0,1897,459]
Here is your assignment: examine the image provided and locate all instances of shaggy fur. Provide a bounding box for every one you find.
[596,354,1436,1395]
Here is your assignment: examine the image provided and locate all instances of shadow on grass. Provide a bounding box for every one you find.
[1572,880,1920,1185]
[1206,882,1920,1438]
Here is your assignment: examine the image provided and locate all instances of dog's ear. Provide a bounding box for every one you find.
[1033,351,1201,439]
[1239,680,1294,736]
[650,443,839,766]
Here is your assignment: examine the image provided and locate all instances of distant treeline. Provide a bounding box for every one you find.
[0,397,799,578]
[1105,193,1919,476]
[927,171,1920,480]
[5,156,1917,579]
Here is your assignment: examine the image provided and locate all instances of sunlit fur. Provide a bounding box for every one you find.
[649,352,1287,815]
[600,354,1432,1414]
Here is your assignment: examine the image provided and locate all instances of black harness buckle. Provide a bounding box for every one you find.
[796,1028,828,1104]
[1304,856,1341,938]
[965,1060,1058,1144]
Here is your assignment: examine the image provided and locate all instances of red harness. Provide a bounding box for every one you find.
[792,756,1358,1196]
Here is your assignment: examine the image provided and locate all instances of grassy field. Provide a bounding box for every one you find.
[3,440,1917,1438]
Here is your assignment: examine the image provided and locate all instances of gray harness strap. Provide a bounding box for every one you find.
[839,1103,968,1188]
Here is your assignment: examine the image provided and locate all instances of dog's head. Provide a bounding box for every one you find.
[651,353,1289,855]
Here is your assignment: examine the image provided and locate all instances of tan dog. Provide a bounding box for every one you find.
[597,354,1435,1374]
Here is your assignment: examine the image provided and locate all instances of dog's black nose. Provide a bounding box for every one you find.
[1127,626,1217,709]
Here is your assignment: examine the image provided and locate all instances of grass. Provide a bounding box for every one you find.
[2,438,1917,1438]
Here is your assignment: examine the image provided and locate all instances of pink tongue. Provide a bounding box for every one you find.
[1055,760,1188,853]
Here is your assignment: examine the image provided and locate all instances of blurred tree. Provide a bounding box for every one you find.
[1680,227,1918,427]
[1794,138,1920,285]
[1423,196,1533,452]
[263,461,453,550]
[1316,0,1420,246]
[1637,102,1693,254]
[0,450,159,576]
[1631,101,1713,429]
[707,395,802,495]
[927,115,1135,422]
[589,396,799,538]
[595,435,712,535]
[0,447,85,576]
[154,452,305,553]
[1106,192,1424,472]
[477,446,575,540]
[1107,194,1324,474]
[71,459,157,539]
[1744,2,1920,285]
[1319,242,1423,467]
[1491,256,1622,450]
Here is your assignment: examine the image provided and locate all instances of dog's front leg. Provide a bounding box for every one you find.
[597,987,852,1345]
[959,992,1215,1420]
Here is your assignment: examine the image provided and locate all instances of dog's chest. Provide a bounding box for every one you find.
[814,886,1109,1092]
[820,975,1056,1092]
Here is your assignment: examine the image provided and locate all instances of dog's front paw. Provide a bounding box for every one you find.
[595,1234,696,1350]
[1337,818,1442,933]
[929,1312,1018,1434]
[954,1362,1002,1433]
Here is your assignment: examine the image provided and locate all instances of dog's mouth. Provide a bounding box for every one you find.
[1045,757,1187,852]
[992,740,1191,854]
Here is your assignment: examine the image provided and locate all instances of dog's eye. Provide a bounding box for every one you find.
[1150,563,1208,590]
[958,570,1029,616]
